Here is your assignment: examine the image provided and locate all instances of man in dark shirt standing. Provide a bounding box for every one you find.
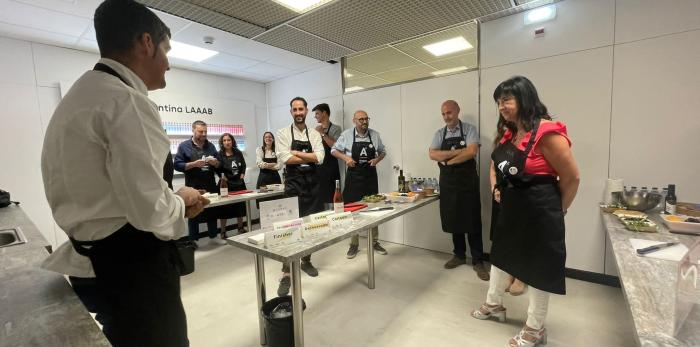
[174,120,226,245]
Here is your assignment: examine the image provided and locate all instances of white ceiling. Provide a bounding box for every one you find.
[0,0,329,83]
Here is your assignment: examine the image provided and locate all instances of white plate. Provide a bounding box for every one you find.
[660,214,700,233]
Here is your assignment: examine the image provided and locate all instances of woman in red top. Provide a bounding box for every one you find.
[472,76,580,347]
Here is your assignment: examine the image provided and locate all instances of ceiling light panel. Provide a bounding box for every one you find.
[168,40,219,62]
[423,36,473,57]
[392,22,477,63]
[254,24,354,61]
[291,0,511,51]
[271,0,335,13]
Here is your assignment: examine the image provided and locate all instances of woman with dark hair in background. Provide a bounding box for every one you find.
[472,76,580,347]
[256,131,282,188]
[217,133,247,235]
[255,131,282,209]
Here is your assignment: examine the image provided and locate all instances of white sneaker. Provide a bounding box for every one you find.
[211,237,227,245]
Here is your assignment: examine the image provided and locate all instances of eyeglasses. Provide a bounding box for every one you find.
[357,117,370,122]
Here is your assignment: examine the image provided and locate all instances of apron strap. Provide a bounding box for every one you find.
[93,63,129,86]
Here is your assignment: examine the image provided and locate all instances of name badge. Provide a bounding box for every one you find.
[460,140,466,146]
[309,210,335,222]
[301,221,330,239]
[264,225,301,248]
[368,144,374,148]
[508,167,519,175]
[273,218,304,230]
[328,212,354,232]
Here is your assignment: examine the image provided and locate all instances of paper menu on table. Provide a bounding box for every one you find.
[629,238,689,261]
[259,197,299,231]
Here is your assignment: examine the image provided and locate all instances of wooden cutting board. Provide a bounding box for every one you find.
[678,202,700,217]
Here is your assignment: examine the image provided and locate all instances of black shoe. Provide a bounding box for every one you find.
[277,276,291,297]
[444,256,467,269]
[346,245,359,259]
[373,242,387,255]
[301,261,319,277]
[473,262,490,281]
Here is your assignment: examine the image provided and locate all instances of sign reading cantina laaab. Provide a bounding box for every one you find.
[157,104,214,115]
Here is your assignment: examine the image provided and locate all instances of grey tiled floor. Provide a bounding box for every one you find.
[181,238,637,347]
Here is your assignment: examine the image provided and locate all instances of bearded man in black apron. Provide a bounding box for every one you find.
[275,97,326,296]
[429,100,488,281]
[471,76,579,347]
[312,103,342,204]
[331,110,388,258]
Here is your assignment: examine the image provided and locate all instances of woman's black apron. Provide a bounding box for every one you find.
[256,150,282,188]
[284,125,323,217]
[218,152,246,218]
[438,122,481,235]
[315,123,341,203]
[343,129,379,203]
[490,119,566,295]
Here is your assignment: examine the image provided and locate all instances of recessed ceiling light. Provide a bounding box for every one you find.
[524,5,556,25]
[345,86,363,92]
[431,66,469,76]
[423,37,473,57]
[271,0,333,13]
[167,40,218,63]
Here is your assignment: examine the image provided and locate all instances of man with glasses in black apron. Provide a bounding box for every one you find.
[313,103,342,204]
[429,100,488,281]
[332,110,388,258]
[275,97,326,296]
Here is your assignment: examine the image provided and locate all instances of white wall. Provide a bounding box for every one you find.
[265,64,343,133]
[0,36,268,248]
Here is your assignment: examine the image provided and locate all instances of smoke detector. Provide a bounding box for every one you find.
[203,36,215,45]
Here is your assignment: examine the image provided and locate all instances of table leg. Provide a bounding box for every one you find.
[246,201,253,232]
[367,227,376,289]
[291,259,305,347]
[255,254,267,345]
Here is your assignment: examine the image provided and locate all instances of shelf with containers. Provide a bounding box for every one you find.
[163,121,247,154]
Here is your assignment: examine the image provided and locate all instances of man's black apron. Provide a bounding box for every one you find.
[316,123,341,203]
[284,125,323,217]
[438,122,481,235]
[343,129,379,203]
[184,140,217,193]
[490,119,566,295]
[66,63,189,347]
[256,150,281,188]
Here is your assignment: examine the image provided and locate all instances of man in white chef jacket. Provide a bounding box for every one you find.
[40,1,207,346]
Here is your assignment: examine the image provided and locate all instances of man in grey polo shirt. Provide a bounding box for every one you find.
[428,100,488,281]
[332,110,388,258]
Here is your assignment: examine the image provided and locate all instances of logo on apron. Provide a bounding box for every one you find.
[508,167,518,175]
[460,140,466,146]
[360,147,368,157]
[497,160,509,173]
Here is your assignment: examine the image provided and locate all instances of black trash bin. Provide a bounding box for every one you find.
[261,296,307,347]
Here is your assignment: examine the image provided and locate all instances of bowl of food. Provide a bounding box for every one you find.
[620,190,662,211]
[660,214,700,233]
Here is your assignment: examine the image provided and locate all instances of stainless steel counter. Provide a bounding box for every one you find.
[0,205,109,347]
[602,211,700,347]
